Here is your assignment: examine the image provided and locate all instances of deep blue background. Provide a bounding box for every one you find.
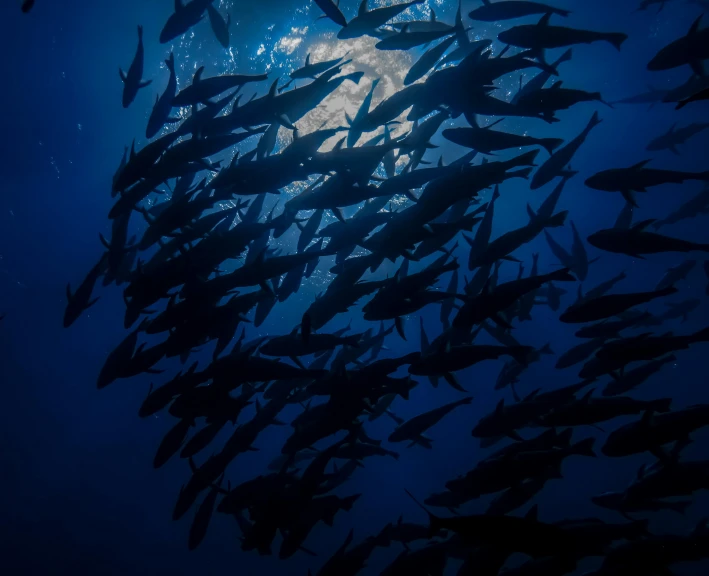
[1,1,708,574]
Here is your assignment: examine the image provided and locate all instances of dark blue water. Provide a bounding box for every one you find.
[2,1,709,574]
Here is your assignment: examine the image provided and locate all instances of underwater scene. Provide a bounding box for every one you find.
[3,0,709,574]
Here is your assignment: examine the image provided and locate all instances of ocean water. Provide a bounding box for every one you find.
[1,0,709,574]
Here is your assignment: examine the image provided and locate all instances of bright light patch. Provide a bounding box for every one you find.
[275,36,303,55]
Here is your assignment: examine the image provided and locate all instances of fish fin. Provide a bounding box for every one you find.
[443,372,466,392]
[537,13,552,27]
[395,316,406,341]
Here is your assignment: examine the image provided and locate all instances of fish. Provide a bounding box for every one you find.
[531,111,600,190]
[498,14,627,52]
[512,48,574,105]
[587,220,709,257]
[375,26,458,52]
[172,67,269,107]
[602,355,676,397]
[388,397,473,447]
[469,0,570,22]
[652,185,709,230]
[560,285,678,324]
[646,121,709,155]
[64,254,108,328]
[314,0,348,28]
[635,0,674,12]
[676,86,709,109]
[647,15,709,75]
[119,25,152,108]
[443,117,563,155]
[146,52,180,139]
[206,3,230,48]
[160,0,215,44]
[338,0,427,40]
[585,159,709,207]
[656,260,697,290]
[404,35,457,86]
[609,85,670,107]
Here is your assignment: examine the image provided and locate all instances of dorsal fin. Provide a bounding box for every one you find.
[495,398,505,414]
[193,66,204,83]
[525,505,539,521]
[689,14,703,36]
[631,218,656,231]
[358,0,369,16]
[130,139,137,160]
[630,159,652,170]
[551,80,563,89]
[333,136,346,151]
[305,53,311,66]
[430,8,436,22]
[537,13,552,27]
[268,78,279,98]
[175,0,184,11]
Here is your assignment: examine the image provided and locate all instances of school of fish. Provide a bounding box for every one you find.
[32,0,709,573]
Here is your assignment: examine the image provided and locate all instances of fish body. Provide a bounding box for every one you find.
[470,0,570,21]
[498,14,627,52]
[120,26,152,108]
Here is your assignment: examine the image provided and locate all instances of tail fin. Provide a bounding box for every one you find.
[509,167,534,180]
[341,494,362,511]
[606,33,628,51]
[509,149,540,168]
[539,342,554,355]
[344,71,365,85]
[650,398,672,413]
[587,110,603,131]
[690,326,709,343]
[344,334,361,348]
[557,48,573,65]
[404,489,441,538]
[165,52,175,72]
[541,138,564,155]
[546,210,569,228]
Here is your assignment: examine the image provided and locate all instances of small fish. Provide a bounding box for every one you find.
[119,26,152,109]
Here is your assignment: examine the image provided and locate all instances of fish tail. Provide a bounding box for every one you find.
[541,138,564,154]
[344,71,365,85]
[547,210,569,228]
[650,397,672,413]
[606,32,628,51]
[509,149,540,168]
[690,325,709,344]
[344,334,361,348]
